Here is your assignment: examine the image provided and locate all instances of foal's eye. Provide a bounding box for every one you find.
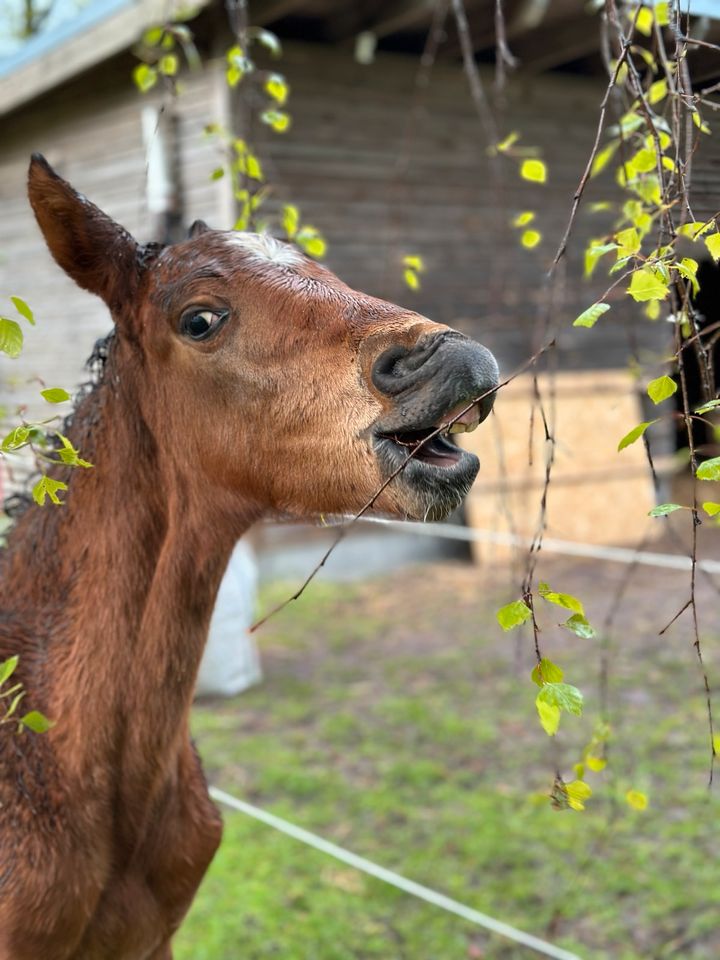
[180,309,227,341]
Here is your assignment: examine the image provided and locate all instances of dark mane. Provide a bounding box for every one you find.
[2,331,116,522]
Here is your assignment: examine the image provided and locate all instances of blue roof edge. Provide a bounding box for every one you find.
[0,0,135,81]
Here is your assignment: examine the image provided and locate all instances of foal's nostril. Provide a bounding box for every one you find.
[371,331,498,402]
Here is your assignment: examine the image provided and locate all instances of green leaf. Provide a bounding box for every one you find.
[402,255,425,271]
[282,204,299,239]
[648,78,668,105]
[55,433,92,469]
[618,419,655,451]
[615,226,641,258]
[538,582,584,615]
[403,269,420,290]
[246,154,263,181]
[584,241,618,278]
[132,63,158,93]
[143,26,165,46]
[296,227,327,259]
[512,211,535,227]
[676,257,700,296]
[0,655,18,688]
[536,698,560,736]
[537,681,584,716]
[697,457,720,481]
[628,267,669,302]
[647,375,677,404]
[0,318,23,358]
[635,5,654,36]
[565,779,592,811]
[520,159,547,184]
[574,302,610,329]
[158,54,178,76]
[590,141,619,177]
[628,147,657,175]
[693,110,711,135]
[264,73,288,105]
[586,755,606,772]
[301,237,324,258]
[695,399,720,415]
[702,501,720,517]
[261,109,291,133]
[704,232,720,262]
[626,788,648,811]
[678,221,714,240]
[40,388,70,404]
[253,27,282,57]
[32,476,68,506]
[1,425,30,451]
[11,296,34,325]
[655,1,669,25]
[496,131,519,153]
[531,657,564,687]
[648,502,683,517]
[496,599,531,631]
[6,689,25,718]
[20,710,53,733]
[210,167,225,181]
[521,229,541,249]
[562,614,596,639]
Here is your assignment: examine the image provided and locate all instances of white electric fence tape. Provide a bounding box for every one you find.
[361,519,720,574]
[210,786,583,960]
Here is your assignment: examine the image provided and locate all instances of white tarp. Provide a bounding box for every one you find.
[196,538,262,698]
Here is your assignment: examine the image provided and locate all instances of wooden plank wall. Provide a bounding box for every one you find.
[253,43,667,375]
[0,52,228,435]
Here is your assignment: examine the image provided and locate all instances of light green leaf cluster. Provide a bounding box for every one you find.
[0,655,53,736]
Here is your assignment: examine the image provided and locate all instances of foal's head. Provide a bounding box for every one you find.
[28,155,498,522]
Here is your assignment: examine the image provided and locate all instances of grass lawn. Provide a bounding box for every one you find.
[175,557,720,959]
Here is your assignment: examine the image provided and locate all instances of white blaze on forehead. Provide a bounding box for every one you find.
[225,232,303,267]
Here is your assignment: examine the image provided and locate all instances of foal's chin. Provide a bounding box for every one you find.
[370,447,481,523]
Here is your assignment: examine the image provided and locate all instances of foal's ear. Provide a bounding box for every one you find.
[188,219,211,238]
[28,154,141,312]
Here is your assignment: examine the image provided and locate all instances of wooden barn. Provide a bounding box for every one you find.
[2,0,720,551]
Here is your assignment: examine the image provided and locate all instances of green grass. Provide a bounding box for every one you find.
[175,565,720,959]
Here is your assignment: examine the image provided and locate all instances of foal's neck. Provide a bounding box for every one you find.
[4,351,252,791]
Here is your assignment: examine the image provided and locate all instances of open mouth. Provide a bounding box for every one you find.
[374,399,487,470]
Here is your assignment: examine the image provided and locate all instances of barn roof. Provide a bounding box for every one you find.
[1,0,719,117]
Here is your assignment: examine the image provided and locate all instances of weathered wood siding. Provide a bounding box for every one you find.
[252,44,651,372]
[0,53,229,435]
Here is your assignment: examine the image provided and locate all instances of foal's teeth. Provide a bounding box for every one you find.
[448,422,467,434]
[464,418,481,434]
